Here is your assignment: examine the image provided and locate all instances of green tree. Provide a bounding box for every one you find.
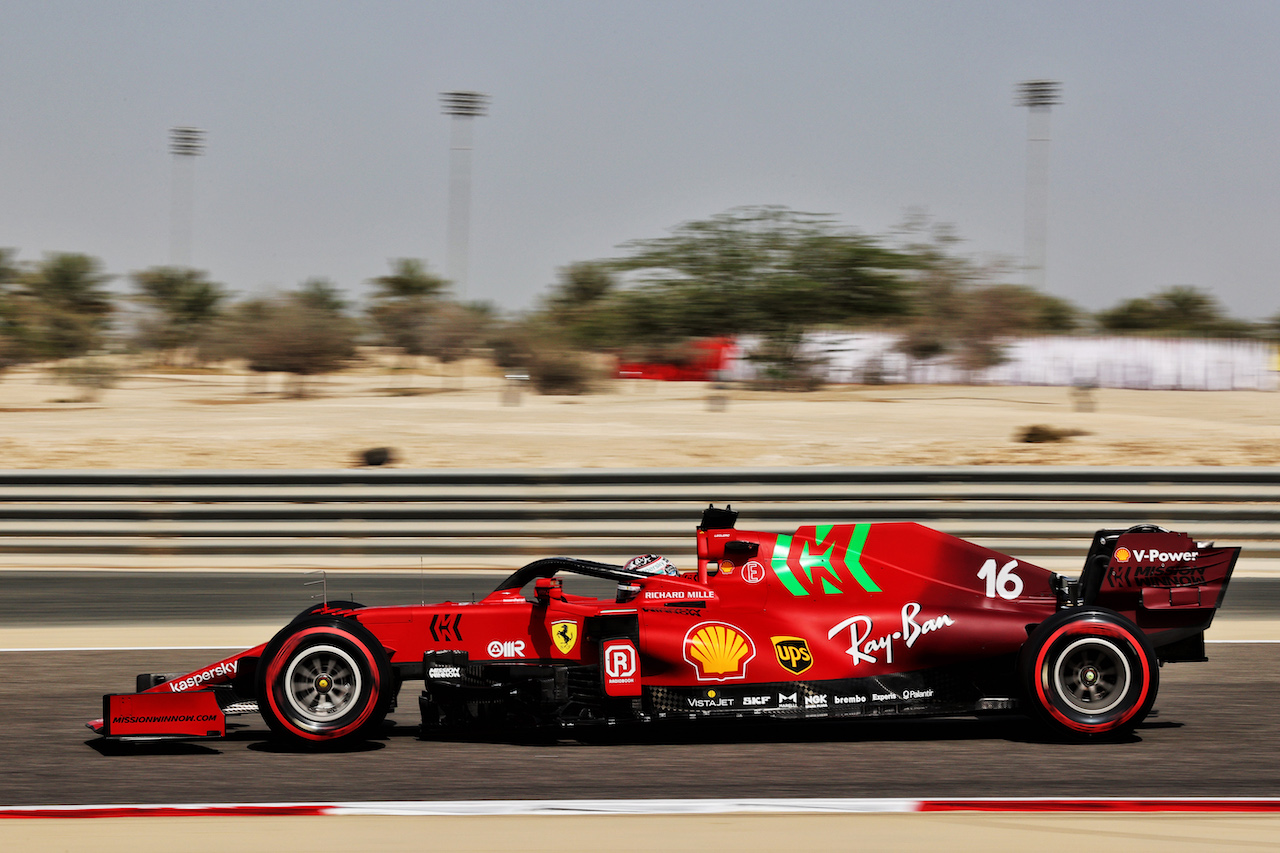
[546,262,614,310]
[1097,286,1250,336]
[486,316,540,370]
[20,253,115,359]
[589,206,917,347]
[612,206,828,336]
[540,262,619,349]
[788,230,919,323]
[744,328,828,391]
[131,266,228,358]
[206,289,358,397]
[295,278,349,314]
[1097,296,1162,332]
[973,284,1081,334]
[1261,310,1280,343]
[888,220,1064,374]
[0,248,18,294]
[415,301,495,388]
[420,302,492,365]
[0,249,24,368]
[367,259,449,356]
[536,207,1096,386]
[893,247,977,365]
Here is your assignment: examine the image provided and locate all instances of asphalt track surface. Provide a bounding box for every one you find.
[3,573,1279,807]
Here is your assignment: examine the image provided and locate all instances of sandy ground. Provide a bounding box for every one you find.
[2,360,1280,469]
[5,813,1280,853]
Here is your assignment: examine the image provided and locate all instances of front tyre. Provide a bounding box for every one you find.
[257,615,392,745]
[1018,608,1158,739]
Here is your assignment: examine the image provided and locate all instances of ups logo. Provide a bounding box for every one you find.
[771,636,813,675]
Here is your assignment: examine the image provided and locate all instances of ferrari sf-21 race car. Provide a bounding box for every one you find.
[89,506,1238,744]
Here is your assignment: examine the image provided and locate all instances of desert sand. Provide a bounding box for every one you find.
[1,358,1279,469]
[8,813,1280,853]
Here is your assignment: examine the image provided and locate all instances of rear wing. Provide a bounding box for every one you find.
[1078,525,1240,660]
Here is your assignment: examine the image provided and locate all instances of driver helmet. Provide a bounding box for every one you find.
[625,554,680,576]
[617,554,679,602]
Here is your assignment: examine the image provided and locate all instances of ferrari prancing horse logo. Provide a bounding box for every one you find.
[551,620,578,654]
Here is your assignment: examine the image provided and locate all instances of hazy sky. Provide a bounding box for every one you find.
[3,1,1278,318]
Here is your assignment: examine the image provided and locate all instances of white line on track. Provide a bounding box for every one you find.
[4,798,1280,818]
[0,799,917,817]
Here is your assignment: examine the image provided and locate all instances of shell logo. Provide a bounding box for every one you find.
[683,621,756,681]
[1115,547,1132,563]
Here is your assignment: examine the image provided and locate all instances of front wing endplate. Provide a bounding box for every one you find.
[96,690,226,739]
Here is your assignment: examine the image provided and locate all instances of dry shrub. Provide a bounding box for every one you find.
[529,349,594,395]
[745,331,826,392]
[48,357,122,402]
[203,296,357,397]
[1017,424,1091,444]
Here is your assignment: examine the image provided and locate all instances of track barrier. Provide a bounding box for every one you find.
[0,467,1276,569]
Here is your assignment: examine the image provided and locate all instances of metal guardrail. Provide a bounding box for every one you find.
[0,467,1276,569]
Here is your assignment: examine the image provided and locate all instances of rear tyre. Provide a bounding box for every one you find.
[1018,607,1158,739]
[257,615,392,745]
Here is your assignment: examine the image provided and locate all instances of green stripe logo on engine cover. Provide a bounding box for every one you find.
[771,523,880,596]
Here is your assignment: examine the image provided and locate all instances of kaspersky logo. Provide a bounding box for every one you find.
[168,660,238,692]
[770,524,881,596]
[772,636,814,675]
[684,622,756,682]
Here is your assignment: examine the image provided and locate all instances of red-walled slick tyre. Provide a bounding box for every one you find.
[256,615,392,745]
[290,600,364,622]
[1018,608,1159,739]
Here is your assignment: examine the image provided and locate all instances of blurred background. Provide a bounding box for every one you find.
[4,5,1280,843]
[3,1,1280,368]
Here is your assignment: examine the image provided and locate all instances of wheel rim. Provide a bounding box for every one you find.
[1052,636,1131,715]
[283,643,363,726]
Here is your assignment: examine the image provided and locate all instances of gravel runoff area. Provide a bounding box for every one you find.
[1,359,1280,468]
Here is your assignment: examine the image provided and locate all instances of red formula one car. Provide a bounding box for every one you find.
[89,506,1238,744]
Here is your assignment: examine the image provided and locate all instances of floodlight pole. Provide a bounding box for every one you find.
[440,91,489,301]
[168,126,205,268]
[1017,80,1061,290]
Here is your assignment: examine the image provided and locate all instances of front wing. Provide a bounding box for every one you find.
[92,690,227,739]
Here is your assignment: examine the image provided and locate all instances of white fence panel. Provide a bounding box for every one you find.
[725,334,1278,391]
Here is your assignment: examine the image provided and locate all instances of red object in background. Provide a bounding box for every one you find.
[617,337,736,381]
